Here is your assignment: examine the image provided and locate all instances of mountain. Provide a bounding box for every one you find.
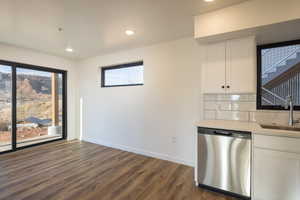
[0,71,61,95]
[17,74,51,95]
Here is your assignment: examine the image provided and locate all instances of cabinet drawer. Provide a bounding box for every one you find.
[253,134,300,153]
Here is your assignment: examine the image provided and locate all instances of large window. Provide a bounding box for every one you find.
[257,39,300,110]
[0,65,12,152]
[0,60,67,153]
[101,61,144,87]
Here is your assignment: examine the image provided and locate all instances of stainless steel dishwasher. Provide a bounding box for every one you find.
[197,127,251,199]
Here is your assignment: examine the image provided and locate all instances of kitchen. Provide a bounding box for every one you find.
[194,0,300,199]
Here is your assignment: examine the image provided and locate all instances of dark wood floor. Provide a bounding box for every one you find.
[0,140,236,200]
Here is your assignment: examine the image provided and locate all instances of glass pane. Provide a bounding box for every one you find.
[16,68,63,147]
[261,44,300,106]
[104,65,144,86]
[0,65,12,152]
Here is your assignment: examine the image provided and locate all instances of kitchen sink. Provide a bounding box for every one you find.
[260,124,300,132]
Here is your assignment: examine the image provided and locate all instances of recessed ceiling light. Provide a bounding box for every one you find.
[125,30,135,36]
[65,47,73,52]
[204,0,214,2]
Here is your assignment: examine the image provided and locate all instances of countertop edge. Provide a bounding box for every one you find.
[196,120,300,139]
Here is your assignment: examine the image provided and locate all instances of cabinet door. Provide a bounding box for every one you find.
[253,148,300,200]
[202,42,226,93]
[226,37,256,93]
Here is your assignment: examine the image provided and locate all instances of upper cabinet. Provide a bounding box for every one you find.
[201,36,256,94]
[202,42,226,93]
[226,37,256,93]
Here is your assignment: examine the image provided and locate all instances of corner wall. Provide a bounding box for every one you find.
[77,37,203,166]
[0,44,78,140]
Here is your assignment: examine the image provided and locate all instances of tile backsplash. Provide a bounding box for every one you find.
[203,93,300,124]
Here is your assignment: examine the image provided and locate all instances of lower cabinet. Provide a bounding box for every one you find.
[253,147,300,200]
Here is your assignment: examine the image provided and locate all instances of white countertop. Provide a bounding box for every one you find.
[197,120,300,138]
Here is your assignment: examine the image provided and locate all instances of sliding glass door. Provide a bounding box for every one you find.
[0,61,66,153]
[16,68,64,147]
[0,65,12,152]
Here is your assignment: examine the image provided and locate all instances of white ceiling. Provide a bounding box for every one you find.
[0,0,248,59]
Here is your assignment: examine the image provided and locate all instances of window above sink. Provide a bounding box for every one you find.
[257,39,300,110]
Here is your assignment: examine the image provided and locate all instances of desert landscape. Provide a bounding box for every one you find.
[0,70,62,145]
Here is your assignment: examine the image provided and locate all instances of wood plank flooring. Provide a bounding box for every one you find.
[0,140,236,200]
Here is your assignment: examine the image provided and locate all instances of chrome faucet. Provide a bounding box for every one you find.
[263,90,299,126]
[284,96,294,126]
[284,95,299,126]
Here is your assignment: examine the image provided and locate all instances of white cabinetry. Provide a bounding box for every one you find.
[253,134,300,200]
[202,36,256,94]
[202,42,226,93]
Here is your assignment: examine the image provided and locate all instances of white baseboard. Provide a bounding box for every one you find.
[83,137,194,167]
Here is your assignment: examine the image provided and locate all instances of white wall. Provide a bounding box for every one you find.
[195,0,300,40]
[77,37,203,166]
[0,44,78,140]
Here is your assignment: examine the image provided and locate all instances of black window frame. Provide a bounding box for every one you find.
[101,61,144,88]
[257,39,300,110]
[0,59,67,155]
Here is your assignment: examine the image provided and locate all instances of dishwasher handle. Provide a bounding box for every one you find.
[213,130,233,136]
[198,127,251,139]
